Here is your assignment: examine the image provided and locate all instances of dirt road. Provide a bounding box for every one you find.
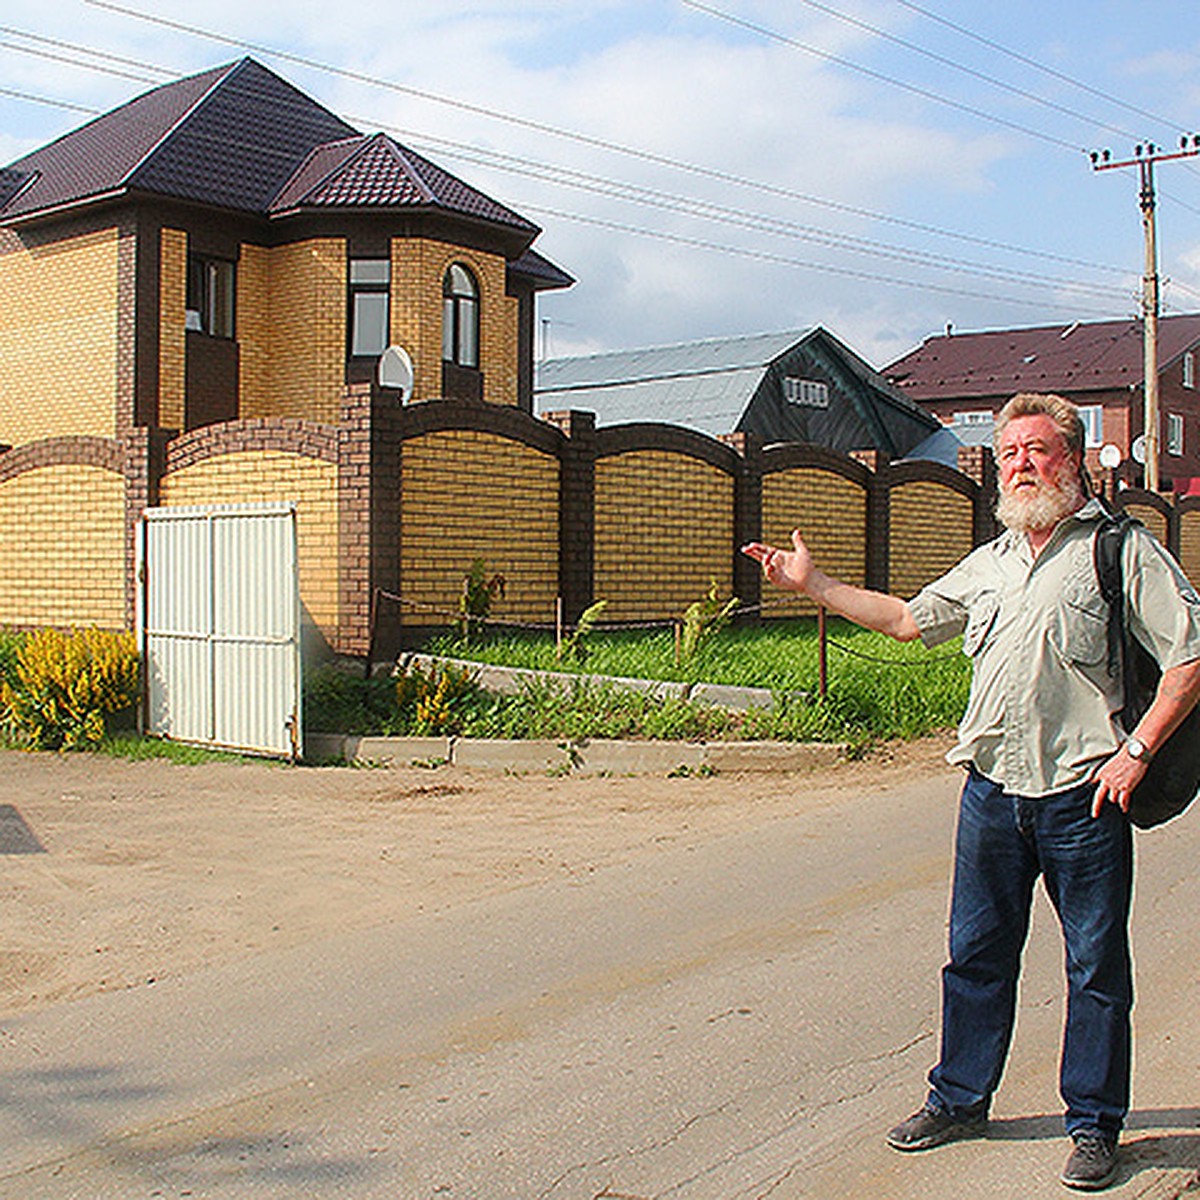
[0,737,955,1018]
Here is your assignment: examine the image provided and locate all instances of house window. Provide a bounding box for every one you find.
[953,410,994,426]
[1078,404,1103,448]
[349,259,391,358]
[442,263,479,368]
[783,377,829,408]
[1168,413,1185,456]
[1185,352,1196,389]
[186,255,235,338]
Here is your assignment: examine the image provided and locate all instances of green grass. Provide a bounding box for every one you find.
[305,618,970,747]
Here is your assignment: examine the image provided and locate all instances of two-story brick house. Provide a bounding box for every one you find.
[0,58,574,653]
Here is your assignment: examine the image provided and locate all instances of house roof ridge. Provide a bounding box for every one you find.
[270,133,370,211]
[543,328,816,368]
[121,59,245,193]
[378,135,440,206]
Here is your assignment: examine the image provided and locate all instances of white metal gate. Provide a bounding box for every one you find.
[138,503,303,759]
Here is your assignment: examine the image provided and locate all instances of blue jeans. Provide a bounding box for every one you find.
[927,768,1133,1138]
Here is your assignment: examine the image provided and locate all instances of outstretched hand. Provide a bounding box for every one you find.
[741,530,815,595]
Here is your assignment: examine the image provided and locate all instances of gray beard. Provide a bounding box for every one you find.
[996,474,1085,533]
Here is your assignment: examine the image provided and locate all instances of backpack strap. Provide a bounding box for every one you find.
[1093,507,1142,716]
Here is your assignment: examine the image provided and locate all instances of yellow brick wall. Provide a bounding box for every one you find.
[159,452,339,633]
[762,468,868,617]
[237,239,346,423]
[0,465,126,628]
[159,228,187,431]
[401,431,559,621]
[889,482,974,599]
[1178,510,1200,586]
[594,450,734,621]
[390,238,519,405]
[0,228,120,445]
[1123,502,1169,547]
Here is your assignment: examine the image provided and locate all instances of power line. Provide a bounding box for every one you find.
[0,85,100,115]
[887,0,1185,134]
[382,121,1129,300]
[520,203,1129,320]
[76,0,1103,262]
[771,0,1141,141]
[3,13,1186,310]
[679,0,1086,152]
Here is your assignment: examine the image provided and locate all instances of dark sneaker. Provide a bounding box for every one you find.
[886,1103,987,1152]
[1060,1132,1118,1191]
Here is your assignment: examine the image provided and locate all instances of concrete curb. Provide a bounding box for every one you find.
[400,654,766,709]
[304,733,846,775]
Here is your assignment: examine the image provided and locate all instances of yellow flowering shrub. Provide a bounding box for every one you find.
[396,661,475,735]
[0,628,139,750]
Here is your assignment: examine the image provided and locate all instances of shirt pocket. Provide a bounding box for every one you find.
[1052,580,1109,668]
[963,591,1000,657]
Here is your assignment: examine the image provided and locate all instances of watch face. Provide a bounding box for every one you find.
[1128,736,1147,759]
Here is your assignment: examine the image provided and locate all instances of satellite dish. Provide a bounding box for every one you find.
[1131,435,1147,465]
[378,345,414,401]
[1099,443,1121,470]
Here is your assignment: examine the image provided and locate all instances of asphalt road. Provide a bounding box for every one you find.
[1,767,1197,1200]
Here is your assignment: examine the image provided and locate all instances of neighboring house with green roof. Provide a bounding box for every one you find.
[0,56,572,447]
[535,328,939,458]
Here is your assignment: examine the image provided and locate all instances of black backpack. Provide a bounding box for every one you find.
[1094,510,1200,828]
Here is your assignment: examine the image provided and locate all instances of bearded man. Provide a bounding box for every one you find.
[743,392,1200,1191]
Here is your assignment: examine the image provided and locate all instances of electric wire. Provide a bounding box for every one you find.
[3,12,1193,309]
[0,25,1136,301]
[679,0,1087,153]
[386,123,1129,301]
[518,203,1128,320]
[887,0,1187,134]
[725,0,1143,142]
[75,0,1118,260]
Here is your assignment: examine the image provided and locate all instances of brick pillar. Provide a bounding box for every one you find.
[726,433,763,622]
[339,382,404,661]
[551,410,596,624]
[865,453,891,593]
[968,447,998,547]
[120,426,171,631]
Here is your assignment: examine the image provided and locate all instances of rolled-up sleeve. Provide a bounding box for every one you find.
[907,553,981,648]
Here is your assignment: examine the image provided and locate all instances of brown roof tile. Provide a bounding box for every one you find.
[885,315,1200,401]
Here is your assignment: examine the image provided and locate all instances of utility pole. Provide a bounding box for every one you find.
[1091,137,1200,492]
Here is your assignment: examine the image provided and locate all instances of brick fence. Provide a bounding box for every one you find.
[5,383,1199,663]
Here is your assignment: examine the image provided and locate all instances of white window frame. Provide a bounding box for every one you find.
[783,377,829,409]
[1184,351,1195,389]
[1167,412,1185,456]
[1078,405,1104,449]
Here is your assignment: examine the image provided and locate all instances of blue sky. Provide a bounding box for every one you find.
[4,0,1200,367]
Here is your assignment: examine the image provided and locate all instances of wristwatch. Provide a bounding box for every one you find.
[1126,735,1151,761]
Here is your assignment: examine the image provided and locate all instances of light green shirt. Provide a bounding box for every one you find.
[908,498,1200,797]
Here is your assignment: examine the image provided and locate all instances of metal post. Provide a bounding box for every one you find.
[818,605,828,699]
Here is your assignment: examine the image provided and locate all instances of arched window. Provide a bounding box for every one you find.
[442,263,479,368]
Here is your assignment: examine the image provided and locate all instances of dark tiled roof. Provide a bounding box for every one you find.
[509,246,574,291]
[1,63,236,221]
[885,315,1200,401]
[271,132,538,234]
[129,60,358,213]
[1,58,540,238]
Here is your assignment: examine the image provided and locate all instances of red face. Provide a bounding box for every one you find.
[997,414,1075,496]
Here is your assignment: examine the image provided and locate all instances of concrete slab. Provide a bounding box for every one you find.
[571,738,707,776]
[687,682,776,711]
[451,738,572,773]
